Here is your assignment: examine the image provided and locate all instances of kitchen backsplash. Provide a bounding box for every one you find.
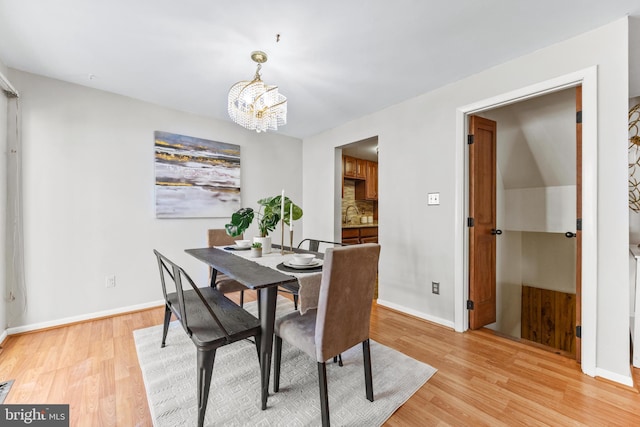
[342,180,375,223]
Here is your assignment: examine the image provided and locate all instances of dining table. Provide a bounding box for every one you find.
[185,244,324,410]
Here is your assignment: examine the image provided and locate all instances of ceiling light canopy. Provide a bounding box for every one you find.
[228,51,287,133]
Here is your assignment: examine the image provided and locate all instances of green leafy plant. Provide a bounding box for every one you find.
[251,242,262,249]
[225,195,303,237]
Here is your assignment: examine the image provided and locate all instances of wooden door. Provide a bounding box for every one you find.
[575,86,582,363]
[468,116,497,329]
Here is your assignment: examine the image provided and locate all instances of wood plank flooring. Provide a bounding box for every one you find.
[1,293,639,426]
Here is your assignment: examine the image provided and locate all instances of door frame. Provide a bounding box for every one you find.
[453,66,598,377]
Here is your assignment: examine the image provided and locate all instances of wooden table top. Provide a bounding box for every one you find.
[185,247,298,290]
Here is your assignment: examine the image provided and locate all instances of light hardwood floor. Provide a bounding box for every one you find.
[1,293,639,426]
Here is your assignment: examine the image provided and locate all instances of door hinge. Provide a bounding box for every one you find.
[576,111,582,124]
[576,325,582,338]
[467,217,474,227]
[576,218,582,231]
[467,300,474,310]
[467,134,474,145]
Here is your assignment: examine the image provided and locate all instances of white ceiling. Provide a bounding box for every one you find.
[1,0,640,139]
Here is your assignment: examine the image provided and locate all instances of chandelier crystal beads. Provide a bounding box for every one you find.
[228,51,287,133]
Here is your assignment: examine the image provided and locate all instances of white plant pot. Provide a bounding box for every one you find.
[253,236,272,254]
[250,247,262,258]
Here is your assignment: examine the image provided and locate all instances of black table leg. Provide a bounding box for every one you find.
[209,268,218,287]
[259,286,277,410]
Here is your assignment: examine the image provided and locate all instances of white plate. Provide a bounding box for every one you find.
[228,245,251,251]
[284,259,323,269]
[289,257,320,266]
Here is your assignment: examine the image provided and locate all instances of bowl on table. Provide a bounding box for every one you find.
[292,253,316,265]
[235,240,252,248]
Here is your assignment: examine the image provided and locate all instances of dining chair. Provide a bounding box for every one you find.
[153,249,261,427]
[298,238,346,253]
[273,243,381,427]
[279,239,346,310]
[208,229,250,306]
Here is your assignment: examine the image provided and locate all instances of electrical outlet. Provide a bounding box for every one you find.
[432,281,440,295]
[427,192,440,205]
[106,275,116,288]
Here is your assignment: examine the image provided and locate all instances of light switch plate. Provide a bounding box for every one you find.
[427,192,440,205]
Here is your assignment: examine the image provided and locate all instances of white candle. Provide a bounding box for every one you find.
[290,200,293,230]
[281,189,285,221]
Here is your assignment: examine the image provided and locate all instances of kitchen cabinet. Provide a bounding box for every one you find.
[360,226,378,244]
[341,228,361,245]
[343,155,366,180]
[355,160,378,200]
[342,226,378,245]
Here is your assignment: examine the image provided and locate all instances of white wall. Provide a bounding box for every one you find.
[302,19,631,382]
[0,59,8,338]
[492,230,523,338]
[5,70,302,329]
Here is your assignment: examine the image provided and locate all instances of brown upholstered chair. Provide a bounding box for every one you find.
[153,250,261,427]
[207,229,249,306]
[273,243,381,427]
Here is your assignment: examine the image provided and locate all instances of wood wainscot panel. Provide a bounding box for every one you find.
[521,285,576,355]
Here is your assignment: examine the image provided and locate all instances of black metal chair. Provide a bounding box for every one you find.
[279,239,346,310]
[298,238,346,253]
[154,249,261,427]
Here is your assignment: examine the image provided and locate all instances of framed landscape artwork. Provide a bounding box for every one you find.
[154,131,241,218]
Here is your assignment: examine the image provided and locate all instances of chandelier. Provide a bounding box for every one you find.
[228,51,287,133]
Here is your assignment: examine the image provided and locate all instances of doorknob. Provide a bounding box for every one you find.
[491,229,502,235]
[565,232,577,238]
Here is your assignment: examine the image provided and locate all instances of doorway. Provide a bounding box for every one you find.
[454,67,598,375]
[339,136,379,297]
[468,88,580,358]
[339,136,379,235]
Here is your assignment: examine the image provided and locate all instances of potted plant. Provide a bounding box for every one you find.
[250,242,263,258]
[225,195,303,254]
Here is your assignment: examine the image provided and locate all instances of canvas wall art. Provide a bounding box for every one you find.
[154,131,241,218]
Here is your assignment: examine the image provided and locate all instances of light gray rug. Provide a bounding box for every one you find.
[134,297,436,426]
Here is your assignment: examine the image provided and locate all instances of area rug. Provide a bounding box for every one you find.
[134,297,436,426]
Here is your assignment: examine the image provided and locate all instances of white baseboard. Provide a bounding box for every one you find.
[6,299,165,335]
[376,299,455,329]
[0,329,7,346]
[595,367,634,387]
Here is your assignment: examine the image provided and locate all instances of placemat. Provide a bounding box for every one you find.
[276,262,323,273]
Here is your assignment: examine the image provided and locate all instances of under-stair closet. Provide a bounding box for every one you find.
[479,88,578,357]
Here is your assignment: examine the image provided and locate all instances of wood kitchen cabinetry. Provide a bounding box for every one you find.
[342,226,378,245]
[343,155,366,180]
[341,228,361,245]
[343,155,377,200]
[355,160,378,200]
